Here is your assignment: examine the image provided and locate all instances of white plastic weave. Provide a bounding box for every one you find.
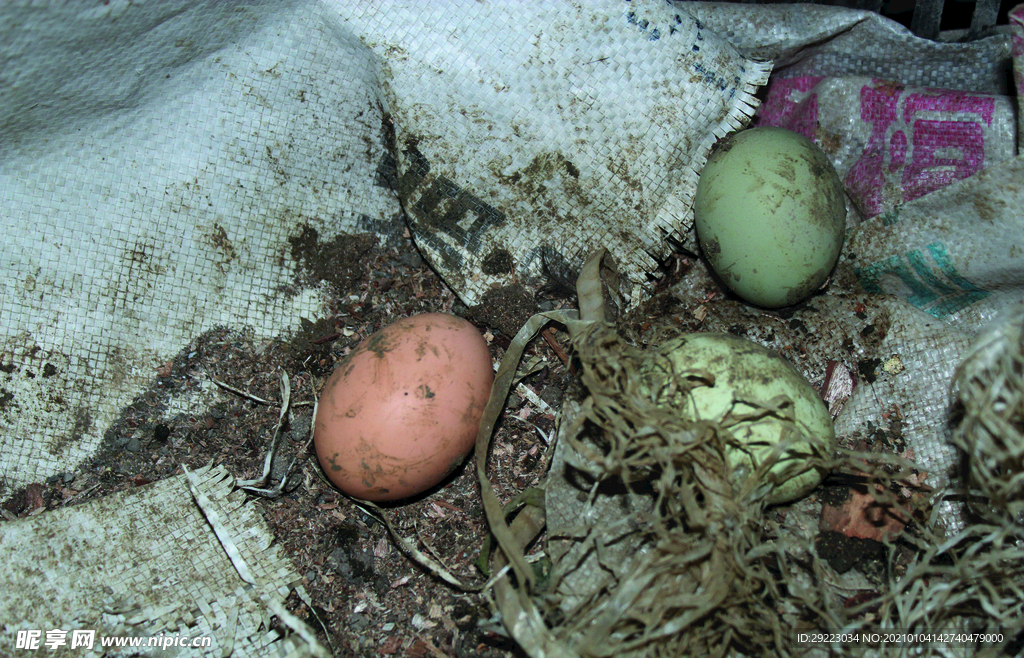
[0,0,770,494]
[0,0,399,491]
[0,0,1022,624]
[0,464,327,656]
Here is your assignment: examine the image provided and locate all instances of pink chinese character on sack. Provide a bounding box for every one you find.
[845,79,995,218]
[756,76,824,141]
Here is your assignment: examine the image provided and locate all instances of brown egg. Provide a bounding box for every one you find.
[314,313,493,501]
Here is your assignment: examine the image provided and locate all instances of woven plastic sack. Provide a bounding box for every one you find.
[520,6,1024,656]
[645,1,1022,534]
[1,3,1023,655]
[0,0,767,493]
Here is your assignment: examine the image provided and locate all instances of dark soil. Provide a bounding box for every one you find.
[0,230,903,657]
[0,234,576,658]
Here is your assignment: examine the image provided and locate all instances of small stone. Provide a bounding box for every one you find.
[291,412,312,441]
[270,455,291,481]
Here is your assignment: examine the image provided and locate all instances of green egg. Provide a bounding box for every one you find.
[643,332,835,505]
[693,127,846,309]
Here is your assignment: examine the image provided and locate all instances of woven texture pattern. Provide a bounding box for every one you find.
[0,464,322,656]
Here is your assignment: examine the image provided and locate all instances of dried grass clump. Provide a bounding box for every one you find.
[535,319,839,657]
[481,255,1024,657]
[951,304,1024,525]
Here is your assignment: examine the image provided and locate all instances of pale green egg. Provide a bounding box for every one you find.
[642,332,834,505]
[694,127,846,309]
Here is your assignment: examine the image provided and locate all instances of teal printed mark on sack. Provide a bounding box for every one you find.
[880,208,901,226]
[854,242,990,318]
[397,140,507,272]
